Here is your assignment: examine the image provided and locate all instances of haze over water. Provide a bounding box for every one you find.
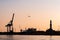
[0,35,60,40]
[0,0,60,40]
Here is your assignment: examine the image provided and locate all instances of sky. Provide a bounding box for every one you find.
[0,0,60,32]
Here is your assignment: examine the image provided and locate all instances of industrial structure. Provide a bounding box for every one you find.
[50,20,52,30]
[5,13,14,32]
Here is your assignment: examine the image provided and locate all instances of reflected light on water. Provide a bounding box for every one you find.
[0,35,60,40]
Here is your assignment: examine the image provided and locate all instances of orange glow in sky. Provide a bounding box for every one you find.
[0,0,60,32]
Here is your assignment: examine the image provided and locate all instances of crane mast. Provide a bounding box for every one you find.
[5,13,14,32]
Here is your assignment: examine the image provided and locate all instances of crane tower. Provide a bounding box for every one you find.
[5,13,14,32]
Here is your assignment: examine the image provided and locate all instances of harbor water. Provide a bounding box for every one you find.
[0,35,60,40]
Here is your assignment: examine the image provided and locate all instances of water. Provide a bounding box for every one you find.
[0,35,60,40]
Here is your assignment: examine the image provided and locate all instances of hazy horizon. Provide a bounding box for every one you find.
[0,0,60,32]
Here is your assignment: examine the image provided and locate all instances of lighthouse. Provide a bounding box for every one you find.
[50,20,52,30]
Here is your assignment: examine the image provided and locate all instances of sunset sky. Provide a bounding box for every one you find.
[0,0,60,32]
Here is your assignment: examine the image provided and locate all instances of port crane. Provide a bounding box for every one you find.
[5,13,14,32]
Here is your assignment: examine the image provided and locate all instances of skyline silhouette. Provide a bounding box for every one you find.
[0,0,60,32]
[1,13,60,33]
[0,13,60,32]
[0,18,59,35]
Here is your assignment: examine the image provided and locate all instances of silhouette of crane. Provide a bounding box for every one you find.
[5,13,14,32]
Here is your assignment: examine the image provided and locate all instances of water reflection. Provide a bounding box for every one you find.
[0,35,60,40]
[6,35,13,40]
[50,36,52,40]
